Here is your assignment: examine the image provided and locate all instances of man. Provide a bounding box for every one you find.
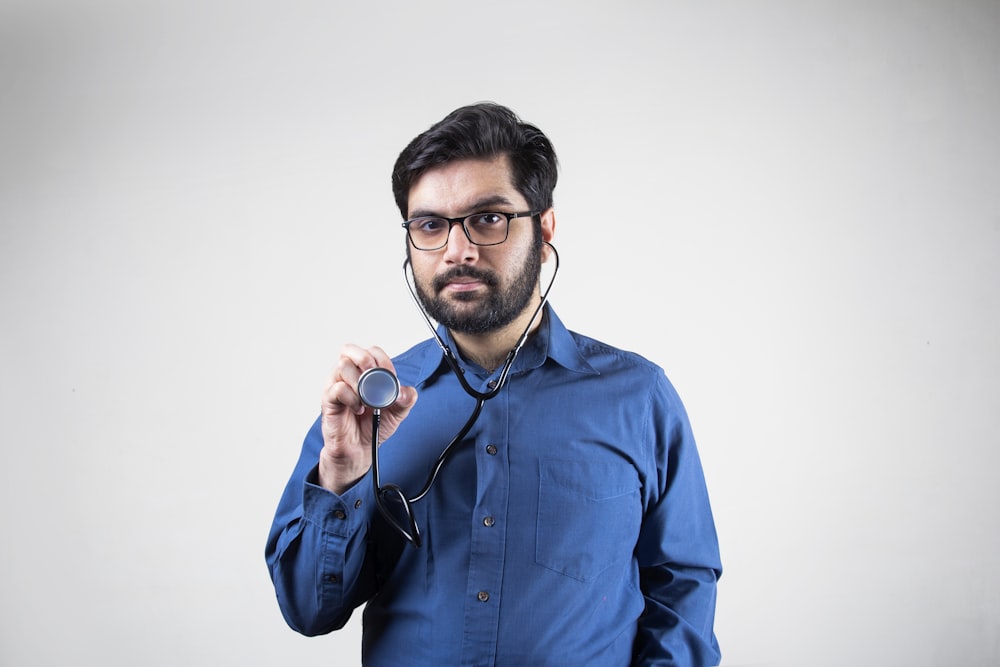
[265,102,722,666]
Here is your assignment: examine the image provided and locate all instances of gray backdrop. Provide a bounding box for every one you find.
[2,1,998,665]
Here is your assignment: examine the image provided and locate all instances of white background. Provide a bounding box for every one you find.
[2,1,998,665]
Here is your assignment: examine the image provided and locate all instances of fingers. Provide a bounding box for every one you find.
[323,344,405,415]
[340,343,393,370]
[317,343,414,495]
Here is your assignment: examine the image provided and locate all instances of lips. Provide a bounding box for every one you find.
[444,278,483,292]
[433,267,497,294]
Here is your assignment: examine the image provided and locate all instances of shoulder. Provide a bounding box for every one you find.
[568,330,667,380]
[564,329,687,406]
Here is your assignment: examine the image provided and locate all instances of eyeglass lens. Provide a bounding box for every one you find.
[408,213,509,250]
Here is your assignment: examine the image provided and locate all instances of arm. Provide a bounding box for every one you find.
[632,374,723,667]
[264,419,378,634]
[264,345,417,635]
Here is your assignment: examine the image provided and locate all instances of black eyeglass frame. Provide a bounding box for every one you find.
[401,211,539,251]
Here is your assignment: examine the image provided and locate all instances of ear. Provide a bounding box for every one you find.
[540,208,556,258]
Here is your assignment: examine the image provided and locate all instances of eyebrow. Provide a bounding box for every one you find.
[409,194,518,220]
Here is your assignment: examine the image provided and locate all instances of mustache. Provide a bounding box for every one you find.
[432,265,498,293]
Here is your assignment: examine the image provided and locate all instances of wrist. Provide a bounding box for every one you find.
[318,456,369,495]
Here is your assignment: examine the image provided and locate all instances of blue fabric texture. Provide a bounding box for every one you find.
[266,305,722,666]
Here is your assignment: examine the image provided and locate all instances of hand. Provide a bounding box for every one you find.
[317,344,418,495]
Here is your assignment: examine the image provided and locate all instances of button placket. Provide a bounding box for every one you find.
[460,379,508,663]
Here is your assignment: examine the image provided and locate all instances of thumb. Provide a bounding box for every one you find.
[394,385,418,412]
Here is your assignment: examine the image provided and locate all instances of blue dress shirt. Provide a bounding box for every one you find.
[266,306,722,666]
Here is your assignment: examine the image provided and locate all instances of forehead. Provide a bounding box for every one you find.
[407,155,524,217]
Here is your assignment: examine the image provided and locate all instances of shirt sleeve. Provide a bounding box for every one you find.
[264,416,382,636]
[632,372,723,667]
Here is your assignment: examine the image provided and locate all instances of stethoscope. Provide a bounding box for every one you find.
[357,242,560,547]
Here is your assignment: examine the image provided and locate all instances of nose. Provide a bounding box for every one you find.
[441,219,478,263]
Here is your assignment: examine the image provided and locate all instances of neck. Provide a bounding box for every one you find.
[450,303,544,373]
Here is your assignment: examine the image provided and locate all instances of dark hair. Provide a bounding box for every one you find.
[391,102,559,219]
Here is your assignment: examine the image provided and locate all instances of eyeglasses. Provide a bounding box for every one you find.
[402,211,538,251]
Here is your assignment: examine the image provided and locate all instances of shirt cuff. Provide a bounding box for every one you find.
[302,464,375,538]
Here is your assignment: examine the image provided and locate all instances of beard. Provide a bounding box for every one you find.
[415,237,543,335]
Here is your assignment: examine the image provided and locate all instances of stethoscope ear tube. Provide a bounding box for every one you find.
[400,241,560,400]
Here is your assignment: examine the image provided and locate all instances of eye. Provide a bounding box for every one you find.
[411,217,447,233]
[467,213,505,227]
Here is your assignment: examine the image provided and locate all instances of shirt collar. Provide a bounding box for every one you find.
[411,304,598,388]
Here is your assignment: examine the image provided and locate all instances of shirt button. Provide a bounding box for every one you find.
[477,591,490,602]
[487,380,498,389]
[333,509,347,520]
[483,516,495,527]
[485,444,498,456]
[354,499,363,509]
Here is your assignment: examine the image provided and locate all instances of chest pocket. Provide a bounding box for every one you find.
[535,458,641,582]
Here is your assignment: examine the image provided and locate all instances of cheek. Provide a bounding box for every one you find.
[502,242,535,279]
[410,257,439,289]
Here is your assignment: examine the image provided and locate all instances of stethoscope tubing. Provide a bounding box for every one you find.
[370,241,560,546]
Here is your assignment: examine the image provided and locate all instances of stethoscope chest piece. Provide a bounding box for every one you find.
[358,367,400,409]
